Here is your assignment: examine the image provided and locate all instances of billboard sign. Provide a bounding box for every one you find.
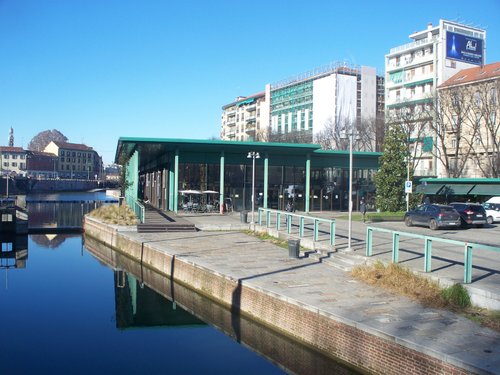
[446,31,483,65]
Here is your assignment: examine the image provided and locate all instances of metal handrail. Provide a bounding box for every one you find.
[258,208,336,246]
[365,226,500,284]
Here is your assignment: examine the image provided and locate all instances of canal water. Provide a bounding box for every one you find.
[1,193,359,374]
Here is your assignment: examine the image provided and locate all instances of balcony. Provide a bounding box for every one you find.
[388,35,438,56]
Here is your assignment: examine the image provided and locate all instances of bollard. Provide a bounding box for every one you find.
[288,239,300,258]
[240,211,248,223]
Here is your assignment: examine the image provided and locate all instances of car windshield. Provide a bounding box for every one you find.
[440,207,456,213]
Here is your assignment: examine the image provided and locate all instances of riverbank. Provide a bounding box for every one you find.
[83,214,500,375]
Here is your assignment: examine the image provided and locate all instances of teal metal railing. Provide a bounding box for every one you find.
[258,208,336,246]
[125,196,145,223]
[365,226,500,284]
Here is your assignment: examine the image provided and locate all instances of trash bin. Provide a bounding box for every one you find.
[288,239,300,258]
[240,211,248,223]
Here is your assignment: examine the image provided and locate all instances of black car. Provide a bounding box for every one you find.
[404,204,461,230]
[449,202,488,227]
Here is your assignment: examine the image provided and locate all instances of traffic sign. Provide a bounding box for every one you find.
[405,181,413,193]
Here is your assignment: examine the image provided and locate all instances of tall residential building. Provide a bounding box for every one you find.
[221,62,384,150]
[385,20,487,176]
[220,92,268,141]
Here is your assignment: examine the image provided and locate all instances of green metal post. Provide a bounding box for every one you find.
[173,150,179,213]
[366,227,373,256]
[464,244,473,284]
[305,154,311,213]
[266,210,271,228]
[299,216,304,237]
[219,151,225,214]
[263,154,268,209]
[277,212,281,230]
[287,215,292,234]
[424,238,432,272]
[168,166,174,211]
[258,209,262,225]
[392,232,400,263]
[314,219,319,241]
[330,221,335,246]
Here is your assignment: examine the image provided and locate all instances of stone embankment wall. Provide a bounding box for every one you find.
[83,217,475,375]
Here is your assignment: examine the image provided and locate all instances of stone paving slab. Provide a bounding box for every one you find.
[120,217,500,374]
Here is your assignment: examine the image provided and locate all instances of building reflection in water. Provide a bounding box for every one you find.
[1,234,28,270]
[31,234,79,249]
[85,235,361,375]
[114,270,205,329]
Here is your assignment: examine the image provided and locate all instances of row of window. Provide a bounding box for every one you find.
[59,150,93,158]
[1,154,26,160]
[60,164,93,171]
[2,162,26,169]
[59,157,92,164]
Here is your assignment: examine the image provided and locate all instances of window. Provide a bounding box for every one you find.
[491,88,498,105]
[490,111,497,125]
[451,139,457,148]
[61,150,65,156]
[12,155,17,159]
[12,162,17,167]
[4,154,9,159]
[474,91,481,107]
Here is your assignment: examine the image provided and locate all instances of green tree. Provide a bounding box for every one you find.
[374,124,408,212]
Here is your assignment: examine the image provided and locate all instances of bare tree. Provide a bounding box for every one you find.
[313,114,381,152]
[430,79,499,178]
[471,80,500,177]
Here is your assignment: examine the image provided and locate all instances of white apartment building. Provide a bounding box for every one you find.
[221,62,384,149]
[220,91,268,141]
[0,146,27,176]
[385,20,486,177]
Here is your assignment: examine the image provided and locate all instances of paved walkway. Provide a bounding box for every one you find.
[121,211,500,374]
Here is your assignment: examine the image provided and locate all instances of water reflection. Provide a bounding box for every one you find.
[85,235,361,375]
[0,234,28,269]
[31,233,79,249]
[114,270,205,329]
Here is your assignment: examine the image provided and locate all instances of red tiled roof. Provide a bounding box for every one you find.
[0,146,25,153]
[439,62,500,88]
[52,141,94,151]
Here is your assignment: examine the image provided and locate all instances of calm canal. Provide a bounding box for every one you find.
[1,193,359,374]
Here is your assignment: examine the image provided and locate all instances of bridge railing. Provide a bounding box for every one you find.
[365,226,500,284]
[258,208,336,246]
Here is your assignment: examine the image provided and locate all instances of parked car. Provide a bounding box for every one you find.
[482,202,500,224]
[404,204,461,230]
[449,202,487,227]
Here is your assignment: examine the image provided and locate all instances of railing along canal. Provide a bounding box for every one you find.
[258,208,336,246]
[126,197,145,223]
[365,226,500,284]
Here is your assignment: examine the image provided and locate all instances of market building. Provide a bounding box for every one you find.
[115,138,380,215]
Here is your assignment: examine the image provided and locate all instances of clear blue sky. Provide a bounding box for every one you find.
[1,0,499,164]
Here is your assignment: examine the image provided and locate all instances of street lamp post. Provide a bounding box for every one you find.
[247,151,260,224]
[347,131,354,251]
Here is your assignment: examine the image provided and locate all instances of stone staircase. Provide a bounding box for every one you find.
[137,205,196,233]
[309,250,368,272]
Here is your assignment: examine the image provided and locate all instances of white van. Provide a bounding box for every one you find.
[483,197,500,224]
[486,196,500,204]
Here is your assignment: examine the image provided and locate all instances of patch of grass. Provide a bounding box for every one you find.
[441,284,471,308]
[244,230,289,249]
[352,261,500,332]
[89,204,138,225]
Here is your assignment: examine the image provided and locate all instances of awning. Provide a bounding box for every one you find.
[468,184,500,196]
[440,184,475,195]
[416,184,444,195]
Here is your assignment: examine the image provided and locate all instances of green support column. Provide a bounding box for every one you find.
[168,162,174,211]
[219,151,225,213]
[263,153,269,209]
[305,154,311,213]
[174,150,179,213]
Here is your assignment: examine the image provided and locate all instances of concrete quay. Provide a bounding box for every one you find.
[83,212,500,375]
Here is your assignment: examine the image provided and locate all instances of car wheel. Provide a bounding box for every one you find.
[405,216,412,227]
[429,219,438,230]
[487,216,493,225]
